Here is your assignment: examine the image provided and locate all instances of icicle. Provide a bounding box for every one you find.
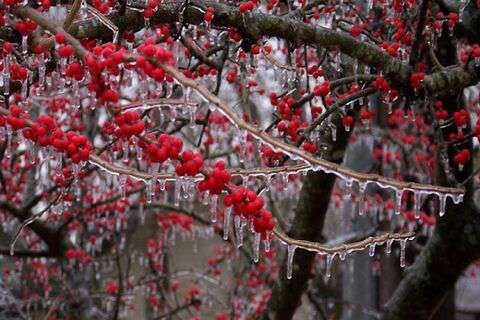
[286,245,296,279]
[223,207,231,240]
[234,215,244,247]
[22,35,28,54]
[358,181,367,216]
[189,106,196,129]
[282,172,289,191]
[5,126,13,159]
[369,243,376,257]
[112,30,119,44]
[202,190,210,205]
[265,174,272,191]
[413,192,421,219]
[158,178,166,191]
[386,239,393,254]
[135,144,142,161]
[395,189,403,215]
[331,124,337,142]
[119,175,127,199]
[253,232,261,263]
[339,250,347,261]
[438,194,447,217]
[122,141,129,163]
[146,179,154,204]
[2,53,10,95]
[174,178,182,206]
[210,194,218,223]
[242,175,248,187]
[399,239,407,268]
[264,232,271,252]
[324,254,333,282]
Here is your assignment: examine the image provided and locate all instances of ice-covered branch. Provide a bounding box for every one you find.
[160,63,465,204]
[273,227,414,255]
[89,154,309,182]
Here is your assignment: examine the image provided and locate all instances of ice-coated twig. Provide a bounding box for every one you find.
[273,227,415,255]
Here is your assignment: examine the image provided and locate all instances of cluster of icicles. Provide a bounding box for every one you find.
[86,88,465,281]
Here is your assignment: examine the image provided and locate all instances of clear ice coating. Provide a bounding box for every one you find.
[234,215,244,248]
[253,232,261,263]
[399,239,407,268]
[286,245,296,280]
[386,239,393,254]
[395,189,403,215]
[324,254,334,283]
[210,194,218,223]
[413,192,421,219]
[146,179,154,204]
[223,207,232,240]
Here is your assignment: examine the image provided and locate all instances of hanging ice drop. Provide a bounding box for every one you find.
[210,194,218,223]
[286,245,296,279]
[399,239,407,268]
[413,192,421,219]
[223,207,232,240]
[253,232,261,263]
[324,254,333,282]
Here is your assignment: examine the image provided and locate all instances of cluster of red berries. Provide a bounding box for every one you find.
[410,72,425,90]
[112,111,146,139]
[379,42,401,57]
[270,94,301,120]
[302,141,317,153]
[453,149,470,169]
[239,1,255,13]
[136,41,176,82]
[360,109,375,124]
[453,109,469,129]
[350,25,363,37]
[223,186,275,235]
[313,81,331,96]
[65,62,84,80]
[52,131,93,163]
[306,64,325,79]
[3,105,28,129]
[90,0,112,13]
[175,150,204,176]
[460,44,480,63]
[392,17,412,45]
[342,115,354,131]
[204,7,215,23]
[142,133,183,163]
[261,145,284,165]
[372,76,391,93]
[8,63,28,81]
[14,19,37,35]
[310,105,323,118]
[197,161,232,195]
[277,115,304,142]
[65,249,92,263]
[2,0,23,5]
[157,212,194,231]
[144,0,160,18]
